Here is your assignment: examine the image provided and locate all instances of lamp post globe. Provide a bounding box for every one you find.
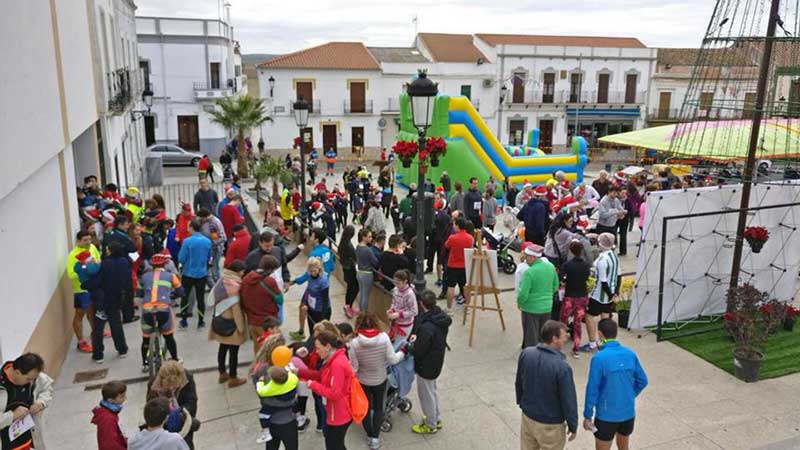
[293,97,310,230]
[407,69,438,293]
[142,88,154,109]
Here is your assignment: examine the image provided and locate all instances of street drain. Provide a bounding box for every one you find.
[73,368,107,384]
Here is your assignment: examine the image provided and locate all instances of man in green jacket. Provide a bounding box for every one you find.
[517,244,559,348]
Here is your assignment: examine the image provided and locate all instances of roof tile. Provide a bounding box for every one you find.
[258,42,380,70]
[417,33,488,63]
[476,33,646,48]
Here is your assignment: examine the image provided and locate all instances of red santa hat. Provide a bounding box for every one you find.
[85,208,101,221]
[533,186,547,196]
[102,209,117,222]
[436,186,444,192]
[311,201,322,210]
[615,171,626,181]
[559,180,571,191]
[520,241,534,253]
[576,219,590,231]
[75,250,93,264]
[562,195,579,210]
[327,192,337,200]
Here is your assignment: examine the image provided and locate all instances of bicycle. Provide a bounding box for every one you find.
[143,309,166,379]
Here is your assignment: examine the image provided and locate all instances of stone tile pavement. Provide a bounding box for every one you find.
[40,167,800,449]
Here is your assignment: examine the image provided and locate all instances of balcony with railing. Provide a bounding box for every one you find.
[289,99,321,114]
[344,99,373,114]
[193,81,233,101]
[107,69,134,114]
[510,89,647,106]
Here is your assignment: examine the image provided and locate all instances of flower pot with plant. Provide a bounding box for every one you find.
[743,226,769,253]
[425,137,447,167]
[784,305,799,332]
[724,284,787,382]
[392,140,418,168]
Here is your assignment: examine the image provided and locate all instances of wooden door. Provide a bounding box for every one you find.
[177,115,199,151]
[625,74,638,103]
[788,81,800,118]
[144,115,156,146]
[542,73,555,103]
[350,82,365,113]
[323,125,337,153]
[297,82,314,112]
[658,92,672,119]
[512,72,525,103]
[538,120,553,153]
[351,126,364,152]
[210,62,221,89]
[509,120,525,145]
[570,73,582,102]
[597,73,610,103]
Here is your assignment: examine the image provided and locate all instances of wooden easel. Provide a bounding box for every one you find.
[462,231,506,347]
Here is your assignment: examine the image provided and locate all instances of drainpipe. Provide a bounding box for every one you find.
[497,45,505,142]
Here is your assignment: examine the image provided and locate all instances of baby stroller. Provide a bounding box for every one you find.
[481,226,521,275]
[381,340,415,432]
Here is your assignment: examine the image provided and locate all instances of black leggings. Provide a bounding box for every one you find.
[324,421,351,450]
[181,276,208,321]
[343,268,359,307]
[141,334,178,365]
[362,381,387,439]
[217,344,240,377]
[266,421,298,450]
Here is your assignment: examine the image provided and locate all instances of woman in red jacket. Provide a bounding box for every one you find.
[297,331,353,450]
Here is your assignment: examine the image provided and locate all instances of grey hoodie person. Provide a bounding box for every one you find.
[128,428,190,450]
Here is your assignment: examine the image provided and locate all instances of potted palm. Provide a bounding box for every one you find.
[208,95,272,179]
[724,284,787,382]
[253,155,293,202]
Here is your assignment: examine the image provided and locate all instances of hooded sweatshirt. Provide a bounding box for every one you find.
[91,402,127,450]
[240,271,282,326]
[128,428,189,450]
[348,330,405,386]
[408,307,452,379]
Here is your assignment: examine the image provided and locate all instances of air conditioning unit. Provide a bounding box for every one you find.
[482,79,493,88]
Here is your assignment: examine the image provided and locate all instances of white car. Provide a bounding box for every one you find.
[146,144,204,166]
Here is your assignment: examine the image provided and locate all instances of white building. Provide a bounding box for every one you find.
[136,10,246,157]
[0,0,146,374]
[256,33,657,154]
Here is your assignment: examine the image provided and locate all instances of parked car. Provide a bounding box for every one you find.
[146,144,203,166]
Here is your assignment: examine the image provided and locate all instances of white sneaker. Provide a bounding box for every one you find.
[445,308,453,316]
[368,437,381,449]
[256,429,272,443]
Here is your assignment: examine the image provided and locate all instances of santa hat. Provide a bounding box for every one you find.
[523,183,533,190]
[562,195,579,210]
[327,193,337,200]
[436,186,444,192]
[311,201,322,210]
[559,180,571,191]
[576,219,590,231]
[85,208,101,221]
[523,244,543,257]
[75,250,93,265]
[533,186,547,196]
[102,209,117,222]
[615,171,626,181]
[520,241,534,253]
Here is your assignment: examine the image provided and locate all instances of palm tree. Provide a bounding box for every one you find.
[253,155,293,201]
[208,95,272,178]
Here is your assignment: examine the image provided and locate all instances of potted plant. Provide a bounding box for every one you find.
[784,304,799,332]
[724,284,787,382]
[743,226,769,253]
[425,137,447,167]
[253,155,293,202]
[392,140,418,168]
[614,276,635,329]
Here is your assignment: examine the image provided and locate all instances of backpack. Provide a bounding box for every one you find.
[349,376,368,425]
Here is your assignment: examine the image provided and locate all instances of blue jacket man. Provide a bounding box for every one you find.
[308,228,334,274]
[517,190,549,245]
[177,220,213,326]
[583,319,648,444]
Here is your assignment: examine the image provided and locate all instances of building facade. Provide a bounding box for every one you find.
[0,0,146,374]
[136,11,246,157]
[256,33,657,154]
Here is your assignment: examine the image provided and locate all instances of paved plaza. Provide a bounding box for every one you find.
[41,166,800,450]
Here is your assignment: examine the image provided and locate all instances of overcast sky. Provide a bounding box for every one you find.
[136,0,718,55]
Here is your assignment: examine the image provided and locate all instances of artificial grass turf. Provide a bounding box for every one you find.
[661,319,800,380]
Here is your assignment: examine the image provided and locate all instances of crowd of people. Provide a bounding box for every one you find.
[0,153,666,450]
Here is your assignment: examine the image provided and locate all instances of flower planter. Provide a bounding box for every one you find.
[401,158,412,168]
[733,349,763,382]
[747,238,765,253]
[617,310,630,329]
[430,155,440,167]
[785,316,796,332]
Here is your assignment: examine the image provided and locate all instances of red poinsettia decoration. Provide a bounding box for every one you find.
[785,304,800,318]
[743,226,769,242]
[425,137,447,157]
[392,140,418,159]
[293,136,302,148]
